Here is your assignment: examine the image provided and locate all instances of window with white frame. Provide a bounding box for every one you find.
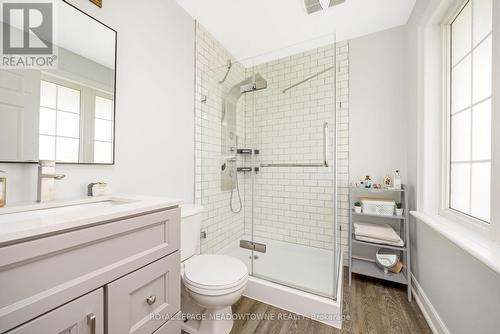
[39,80,81,163]
[93,96,114,163]
[448,0,493,223]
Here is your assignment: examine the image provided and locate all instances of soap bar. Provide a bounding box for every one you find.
[88,182,110,196]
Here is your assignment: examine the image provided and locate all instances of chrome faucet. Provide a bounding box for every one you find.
[37,160,66,202]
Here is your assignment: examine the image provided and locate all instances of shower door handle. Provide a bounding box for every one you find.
[323,122,329,167]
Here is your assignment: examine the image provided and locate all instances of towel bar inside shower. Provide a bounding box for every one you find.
[260,122,329,168]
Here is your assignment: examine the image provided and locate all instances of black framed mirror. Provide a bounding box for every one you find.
[0,0,117,164]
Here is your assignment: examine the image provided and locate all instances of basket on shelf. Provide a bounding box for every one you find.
[360,198,395,216]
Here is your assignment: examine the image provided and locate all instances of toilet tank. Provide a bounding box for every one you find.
[180,204,204,262]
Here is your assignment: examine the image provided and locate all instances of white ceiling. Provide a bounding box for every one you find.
[176,0,416,66]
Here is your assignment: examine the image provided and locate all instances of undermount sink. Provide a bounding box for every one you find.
[0,197,138,237]
[12,199,127,214]
[0,195,183,246]
[0,198,133,217]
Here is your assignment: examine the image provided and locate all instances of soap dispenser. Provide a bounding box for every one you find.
[0,170,6,207]
[394,170,402,190]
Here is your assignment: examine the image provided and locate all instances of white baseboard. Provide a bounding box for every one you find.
[411,274,450,334]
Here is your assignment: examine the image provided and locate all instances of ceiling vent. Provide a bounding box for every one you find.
[304,0,346,15]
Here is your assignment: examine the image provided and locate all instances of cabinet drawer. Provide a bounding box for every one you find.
[107,252,180,334]
[8,288,103,334]
[152,313,181,334]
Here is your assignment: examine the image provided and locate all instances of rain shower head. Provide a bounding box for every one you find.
[240,74,267,94]
[304,0,346,15]
[225,73,268,104]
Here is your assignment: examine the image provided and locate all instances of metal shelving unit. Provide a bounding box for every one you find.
[348,185,412,302]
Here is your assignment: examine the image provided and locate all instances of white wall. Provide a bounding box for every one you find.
[0,0,195,203]
[349,26,409,185]
[407,1,500,333]
[349,27,411,261]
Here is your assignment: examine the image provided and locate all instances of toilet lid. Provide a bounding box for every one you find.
[184,255,248,289]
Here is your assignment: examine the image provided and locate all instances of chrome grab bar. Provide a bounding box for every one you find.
[260,122,329,168]
[323,122,328,167]
[260,162,326,167]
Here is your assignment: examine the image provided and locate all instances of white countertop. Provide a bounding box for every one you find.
[0,195,183,246]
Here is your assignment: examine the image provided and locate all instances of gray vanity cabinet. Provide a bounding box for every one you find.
[107,253,181,334]
[0,206,181,334]
[7,288,104,334]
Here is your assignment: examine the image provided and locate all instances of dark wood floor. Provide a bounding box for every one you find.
[229,270,432,334]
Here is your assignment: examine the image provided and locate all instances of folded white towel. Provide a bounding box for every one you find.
[355,235,405,247]
[353,222,401,242]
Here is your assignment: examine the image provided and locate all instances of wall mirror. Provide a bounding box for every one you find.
[0,0,117,164]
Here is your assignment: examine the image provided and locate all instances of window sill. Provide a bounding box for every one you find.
[410,211,500,276]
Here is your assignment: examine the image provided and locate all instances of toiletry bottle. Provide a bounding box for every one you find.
[0,170,6,207]
[364,175,372,188]
[394,170,402,190]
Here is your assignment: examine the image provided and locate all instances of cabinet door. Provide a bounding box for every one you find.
[107,253,180,334]
[152,313,181,334]
[8,289,103,334]
[0,208,180,334]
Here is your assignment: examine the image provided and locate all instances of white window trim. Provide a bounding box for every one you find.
[439,0,499,237]
[93,95,114,164]
[491,0,500,241]
[39,78,82,163]
[41,73,114,164]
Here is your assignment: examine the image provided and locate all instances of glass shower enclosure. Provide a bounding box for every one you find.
[198,35,340,300]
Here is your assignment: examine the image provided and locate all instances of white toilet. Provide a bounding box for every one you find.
[180,204,248,334]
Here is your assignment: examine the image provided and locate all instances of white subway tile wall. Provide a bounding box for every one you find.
[195,23,349,261]
[195,23,247,254]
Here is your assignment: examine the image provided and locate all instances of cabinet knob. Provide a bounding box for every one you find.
[87,313,96,334]
[146,295,157,305]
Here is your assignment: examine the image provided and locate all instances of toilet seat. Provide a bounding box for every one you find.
[183,255,248,295]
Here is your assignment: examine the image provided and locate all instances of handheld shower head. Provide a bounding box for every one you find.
[219,60,233,84]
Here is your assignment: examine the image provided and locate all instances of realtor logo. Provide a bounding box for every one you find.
[1,0,57,68]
